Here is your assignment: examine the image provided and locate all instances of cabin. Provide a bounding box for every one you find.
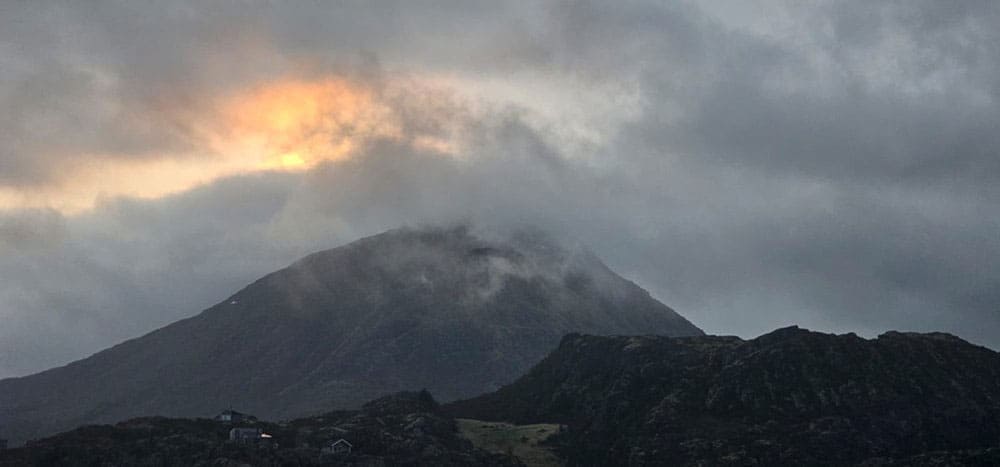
[322,438,353,455]
[215,409,254,423]
[230,427,263,443]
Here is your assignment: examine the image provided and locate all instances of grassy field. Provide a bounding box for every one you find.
[456,418,564,467]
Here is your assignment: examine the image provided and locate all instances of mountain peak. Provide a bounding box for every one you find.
[0,225,701,445]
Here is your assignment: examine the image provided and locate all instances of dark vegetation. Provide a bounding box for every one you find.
[0,391,520,467]
[5,327,1000,466]
[447,327,1000,466]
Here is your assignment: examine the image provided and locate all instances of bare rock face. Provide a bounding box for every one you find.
[0,226,701,445]
[447,327,1000,466]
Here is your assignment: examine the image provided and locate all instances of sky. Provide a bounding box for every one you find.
[1,0,999,378]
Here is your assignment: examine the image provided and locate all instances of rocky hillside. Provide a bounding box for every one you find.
[447,327,1000,466]
[0,391,520,467]
[0,226,701,445]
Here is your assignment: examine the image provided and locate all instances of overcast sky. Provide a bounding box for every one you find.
[1,0,998,378]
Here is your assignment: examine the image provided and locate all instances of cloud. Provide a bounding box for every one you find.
[1,0,999,377]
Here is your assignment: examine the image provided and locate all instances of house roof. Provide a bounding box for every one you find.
[331,438,353,447]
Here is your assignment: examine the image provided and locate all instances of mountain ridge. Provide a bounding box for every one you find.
[0,225,701,445]
[446,326,1000,465]
[6,327,1000,466]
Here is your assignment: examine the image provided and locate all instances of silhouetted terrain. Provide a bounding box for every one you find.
[0,391,520,466]
[448,327,1000,466]
[0,226,700,445]
[6,327,1000,466]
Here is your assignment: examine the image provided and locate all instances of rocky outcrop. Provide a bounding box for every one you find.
[447,327,1000,466]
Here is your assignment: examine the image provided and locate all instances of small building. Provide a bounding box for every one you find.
[215,409,254,423]
[0,438,7,450]
[229,427,263,443]
[322,438,353,455]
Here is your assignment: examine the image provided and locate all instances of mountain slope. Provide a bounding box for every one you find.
[0,226,701,445]
[446,327,1000,466]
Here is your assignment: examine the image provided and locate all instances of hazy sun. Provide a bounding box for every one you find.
[279,152,306,168]
[213,77,402,172]
[0,78,390,213]
[0,76,448,214]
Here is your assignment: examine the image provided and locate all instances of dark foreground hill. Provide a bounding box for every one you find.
[0,226,701,445]
[447,327,1000,466]
[0,391,521,467]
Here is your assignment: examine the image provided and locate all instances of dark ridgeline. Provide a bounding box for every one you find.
[447,327,1000,466]
[0,226,701,446]
[0,391,522,466]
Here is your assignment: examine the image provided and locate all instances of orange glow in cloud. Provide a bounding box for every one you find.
[213,78,402,171]
[0,76,458,214]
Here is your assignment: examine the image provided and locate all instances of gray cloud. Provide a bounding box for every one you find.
[1,0,999,378]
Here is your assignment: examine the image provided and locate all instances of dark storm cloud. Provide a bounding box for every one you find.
[603,0,1000,341]
[1,0,999,378]
[0,173,303,375]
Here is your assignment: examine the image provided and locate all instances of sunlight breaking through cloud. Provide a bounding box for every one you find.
[0,76,459,214]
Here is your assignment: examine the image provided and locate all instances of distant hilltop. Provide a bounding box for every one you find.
[447,327,1000,466]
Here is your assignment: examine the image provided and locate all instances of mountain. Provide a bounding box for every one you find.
[0,226,701,445]
[446,327,1000,466]
[0,391,522,467]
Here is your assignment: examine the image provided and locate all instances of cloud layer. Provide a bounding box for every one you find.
[1,0,999,377]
